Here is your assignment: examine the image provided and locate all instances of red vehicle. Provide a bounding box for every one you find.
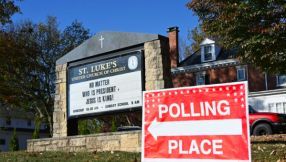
[249,105,286,136]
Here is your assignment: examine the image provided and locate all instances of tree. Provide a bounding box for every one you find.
[109,119,117,132]
[79,120,90,135]
[0,0,24,25]
[10,128,19,151]
[0,16,91,137]
[32,129,39,139]
[186,0,286,75]
[179,25,209,61]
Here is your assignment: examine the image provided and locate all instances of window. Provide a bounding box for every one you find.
[196,75,205,85]
[0,139,5,145]
[204,46,212,61]
[27,120,31,126]
[277,75,286,86]
[268,102,286,113]
[276,103,283,114]
[237,69,245,81]
[196,74,210,86]
[6,118,11,126]
[269,103,275,112]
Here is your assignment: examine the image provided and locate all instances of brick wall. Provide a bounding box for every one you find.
[172,66,239,88]
[247,64,266,92]
[172,64,280,92]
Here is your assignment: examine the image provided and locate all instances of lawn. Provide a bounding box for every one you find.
[0,150,141,162]
[2,135,286,162]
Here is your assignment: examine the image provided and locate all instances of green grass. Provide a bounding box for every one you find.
[0,150,141,162]
[1,143,286,161]
[252,143,286,162]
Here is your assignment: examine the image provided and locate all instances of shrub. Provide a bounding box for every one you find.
[80,121,90,135]
[109,119,117,132]
[32,129,39,139]
[10,128,19,151]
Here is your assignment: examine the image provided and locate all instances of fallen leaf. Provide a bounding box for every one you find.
[270,150,276,156]
[94,156,100,159]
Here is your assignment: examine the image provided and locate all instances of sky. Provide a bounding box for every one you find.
[12,0,199,42]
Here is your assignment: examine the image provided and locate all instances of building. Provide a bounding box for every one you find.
[0,105,50,152]
[168,27,286,113]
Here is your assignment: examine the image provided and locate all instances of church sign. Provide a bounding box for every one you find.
[67,52,143,118]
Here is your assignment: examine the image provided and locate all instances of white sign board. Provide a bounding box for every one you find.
[67,52,143,118]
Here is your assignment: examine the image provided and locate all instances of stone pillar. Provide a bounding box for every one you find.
[144,39,173,90]
[53,63,68,137]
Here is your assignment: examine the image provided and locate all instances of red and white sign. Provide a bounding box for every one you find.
[142,82,251,162]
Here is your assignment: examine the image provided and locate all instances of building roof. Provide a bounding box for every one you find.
[178,47,239,67]
[0,104,35,119]
[56,31,167,65]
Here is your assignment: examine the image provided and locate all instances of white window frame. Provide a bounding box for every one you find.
[276,75,286,87]
[235,65,246,81]
[237,69,246,81]
[201,44,215,62]
[268,102,286,113]
[196,75,205,85]
[196,71,206,86]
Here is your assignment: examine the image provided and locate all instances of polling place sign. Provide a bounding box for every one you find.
[142,82,251,162]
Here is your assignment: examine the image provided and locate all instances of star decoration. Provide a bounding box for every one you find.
[152,99,155,102]
[187,90,190,93]
[147,110,150,113]
[158,99,160,102]
[157,93,160,96]
[147,105,149,108]
[241,98,244,101]
[169,92,172,95]
[219,88,222,91]
[241,104,244,108]
[147,94,149,97]
[193,90,196,93]
[226,87,229,90]
[240,92,243,95]
[227,93,230,97]
[240,86,243,89]
[147,100,149,103]
[163,92,165,95]
[152,104,155,107]
[199,89,202,92]
[234,92,237,96]
[235,98,238,102]
[152,94,155,97]
[175,91,178,95]
[212,88,215,91]
[206,89,209,92]
[233,86,236,90]
[181,91,183,94]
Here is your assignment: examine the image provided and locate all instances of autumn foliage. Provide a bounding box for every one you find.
[186,0,286,75]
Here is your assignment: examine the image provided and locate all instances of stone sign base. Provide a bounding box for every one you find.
[27,130,141,152]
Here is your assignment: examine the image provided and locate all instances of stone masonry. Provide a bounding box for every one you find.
[30,36,173,153]
[144,39,173,90]
[28,130,141,152]
[53,63,68,138]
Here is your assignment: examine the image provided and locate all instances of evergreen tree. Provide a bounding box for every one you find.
[10,128,19,151]
[80,120,90,135]
[109,119,117,132]
[32,129,39,139]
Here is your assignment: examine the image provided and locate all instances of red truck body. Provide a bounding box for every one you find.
[249,105,286,135]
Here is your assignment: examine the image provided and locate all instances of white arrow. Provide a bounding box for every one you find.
[147,118,242,141]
